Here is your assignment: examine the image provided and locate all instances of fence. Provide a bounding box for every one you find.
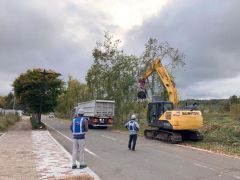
[0,108,22,116]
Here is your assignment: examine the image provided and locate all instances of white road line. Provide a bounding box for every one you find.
[0,133,6,140]
[101,135,117,141]
[234,175,240,179]
[43,121,99,158]
[177,144,240,160]
[174,155,183,160]
[194,163,217,171]
[85,148,99,157]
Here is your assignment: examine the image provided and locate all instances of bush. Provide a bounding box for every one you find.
[30,114,46,130]
[230,104,240,120]
[0,114,20,132]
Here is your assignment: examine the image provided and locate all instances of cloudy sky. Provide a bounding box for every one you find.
[0,0,240,99]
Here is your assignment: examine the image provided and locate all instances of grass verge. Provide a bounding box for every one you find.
[0,114,20,132]
[183,113,240,156]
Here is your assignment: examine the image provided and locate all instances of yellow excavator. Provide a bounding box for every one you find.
[138,58,203,143]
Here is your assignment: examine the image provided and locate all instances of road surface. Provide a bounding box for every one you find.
[42,116,240,180]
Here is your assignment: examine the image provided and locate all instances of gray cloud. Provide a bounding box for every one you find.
[0,0,115,95]
[123,0,240,99]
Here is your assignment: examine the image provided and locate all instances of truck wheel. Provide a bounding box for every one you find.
[88,125,93,129]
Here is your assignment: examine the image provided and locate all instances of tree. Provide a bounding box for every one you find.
[86,32,139,121]
[55,76,91,118]
[141,38,185,98]
[0,96,6,108]
[4,92,14,109]
[229,95,240,120]
[13,69,64,123]
[230,95,239,104]
[87,32,123,99]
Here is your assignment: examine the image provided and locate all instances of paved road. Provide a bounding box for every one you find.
[42,116,240,180]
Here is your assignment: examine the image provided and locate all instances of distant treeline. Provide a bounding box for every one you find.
[180,95,240,120]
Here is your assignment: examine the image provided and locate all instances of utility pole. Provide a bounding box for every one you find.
[39,69,46,124]
[39,69,60,124]
[13,94,15,110]
[229,98,232,117]
[11,90,15,110]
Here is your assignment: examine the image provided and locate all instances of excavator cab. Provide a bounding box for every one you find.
[147,101,173,127]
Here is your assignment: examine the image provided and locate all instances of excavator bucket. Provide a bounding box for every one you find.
[137,79,147,99]
[138,90,147,99]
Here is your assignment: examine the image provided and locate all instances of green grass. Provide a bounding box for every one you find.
[184,113,240,156]
[0,114,20,132]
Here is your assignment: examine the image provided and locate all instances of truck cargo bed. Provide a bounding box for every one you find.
[77,100,115,117]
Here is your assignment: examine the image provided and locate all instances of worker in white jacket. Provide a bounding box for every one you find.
[125,114,140,151]
[70,109,88,169]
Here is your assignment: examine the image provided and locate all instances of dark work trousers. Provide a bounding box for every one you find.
[128,134,138,150]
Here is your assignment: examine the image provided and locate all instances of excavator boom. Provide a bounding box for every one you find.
[139,58,179,106]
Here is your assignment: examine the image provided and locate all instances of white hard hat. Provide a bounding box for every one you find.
[131,114,136,120]
[77,109,84,115]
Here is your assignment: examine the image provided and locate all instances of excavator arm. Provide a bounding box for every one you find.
[138,58,179,106]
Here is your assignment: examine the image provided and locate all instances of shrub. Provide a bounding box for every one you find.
[30,114,46,130]
[0,114,20,131]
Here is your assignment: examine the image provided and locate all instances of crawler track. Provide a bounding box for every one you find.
[144,129,203,143]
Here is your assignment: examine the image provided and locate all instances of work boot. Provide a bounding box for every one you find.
[72,164,77,169]
[80,164,87,169]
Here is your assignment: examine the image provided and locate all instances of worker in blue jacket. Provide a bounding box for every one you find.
[125,114,140,151]
[70,109,88,169]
